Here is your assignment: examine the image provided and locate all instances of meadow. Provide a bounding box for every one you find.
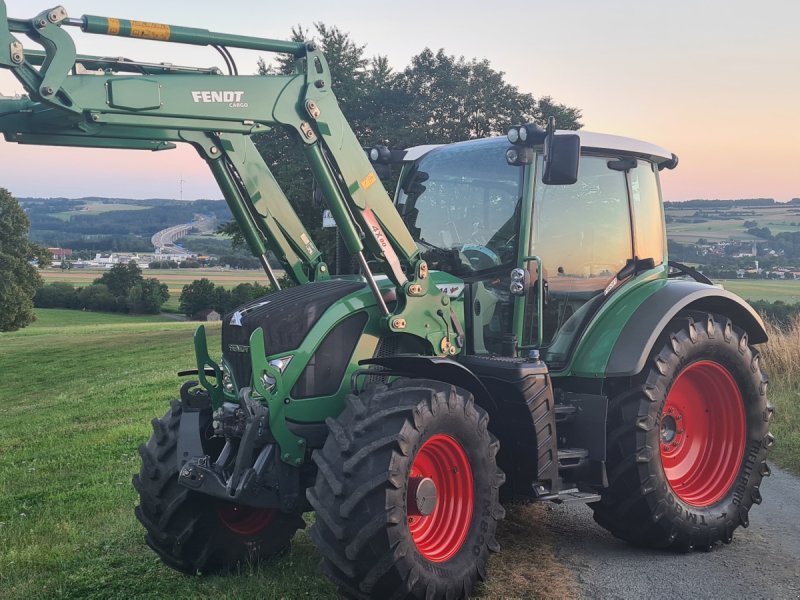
[0,310,564,599]
[665,204,800,243]
[718,279,800,303]
[49,202,148,222]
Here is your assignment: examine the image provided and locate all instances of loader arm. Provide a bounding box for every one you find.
[0,3,455,352]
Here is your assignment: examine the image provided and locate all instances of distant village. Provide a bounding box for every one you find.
[46,248,200,269]
[691,239,800,279]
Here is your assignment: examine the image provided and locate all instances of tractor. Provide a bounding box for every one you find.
[0,4,773,599]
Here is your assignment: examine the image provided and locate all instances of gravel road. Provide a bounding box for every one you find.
[544,465,800,599]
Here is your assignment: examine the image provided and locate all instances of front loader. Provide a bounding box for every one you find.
[0,4,773,599]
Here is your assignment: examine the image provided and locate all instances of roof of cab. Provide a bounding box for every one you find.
[403,131,674,166]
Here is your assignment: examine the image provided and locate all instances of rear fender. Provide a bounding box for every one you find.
[568,279,767,378]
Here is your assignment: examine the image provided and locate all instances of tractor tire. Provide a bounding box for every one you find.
[133,399,305,574]
[592,311,773,551]
[307,380,505,600]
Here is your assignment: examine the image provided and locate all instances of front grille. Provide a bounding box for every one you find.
[221,279,365,389]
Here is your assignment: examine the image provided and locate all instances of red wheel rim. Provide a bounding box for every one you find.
[660,360,746,507]
[217,502,275,536]
[407,434,474,563]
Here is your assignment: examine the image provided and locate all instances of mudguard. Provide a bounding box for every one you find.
[569,279,767,378]
[360,355,497,411]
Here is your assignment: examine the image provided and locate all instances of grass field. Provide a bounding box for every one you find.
[49,202,148,221]
[718,279,800,303]
[666,205,800,243]
[41,269,269,312]
[0,310,569,599]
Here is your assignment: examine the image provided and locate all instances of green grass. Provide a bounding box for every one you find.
[718,279,800,303]
[0,310,564,599]
[49,202,148,221]
[28,309,172,329]
[768,377,800,475]
[0,310,335,599]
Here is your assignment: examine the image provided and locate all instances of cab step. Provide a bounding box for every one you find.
[557,447,589,470]
[551,488,601,504]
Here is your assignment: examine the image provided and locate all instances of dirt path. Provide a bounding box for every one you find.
[542,465,800,599]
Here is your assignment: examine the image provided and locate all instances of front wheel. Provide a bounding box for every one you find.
[592,312,773,551]
[133,399,305,574]
[307,381,505,599]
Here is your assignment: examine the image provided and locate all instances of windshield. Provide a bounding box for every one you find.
[396,139,522,276]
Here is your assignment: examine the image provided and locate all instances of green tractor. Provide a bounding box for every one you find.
[0,4,772,598]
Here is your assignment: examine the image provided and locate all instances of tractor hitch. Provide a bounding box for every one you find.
[175,382,305,512]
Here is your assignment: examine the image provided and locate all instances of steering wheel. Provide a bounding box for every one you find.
[460,244,501,270]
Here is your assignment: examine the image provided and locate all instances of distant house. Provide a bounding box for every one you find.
[194,309,221,322]
[48,247,73,259]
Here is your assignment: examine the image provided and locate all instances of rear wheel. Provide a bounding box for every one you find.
[592,312,773,551]
[307,380,505,599]
[134,399,304,574]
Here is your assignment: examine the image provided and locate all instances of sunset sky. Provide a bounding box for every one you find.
[1,0,797,202]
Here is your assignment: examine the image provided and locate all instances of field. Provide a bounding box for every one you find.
[49,202,148,222]
[0,310,569,599]
[41,268,269,311]
[718,279,800,303]
[666,204,800,243]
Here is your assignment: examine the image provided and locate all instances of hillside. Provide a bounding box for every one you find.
[20,197,230,253]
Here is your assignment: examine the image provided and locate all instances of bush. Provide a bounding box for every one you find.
[77,284,118,312]
[179,279,278,318]
[34,282,79,309]
[750,300,800,329]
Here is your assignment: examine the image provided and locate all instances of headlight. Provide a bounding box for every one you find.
[269,356,293,372]
[509,268,528,296]
[259,356,293,393]
[506,127,520,144]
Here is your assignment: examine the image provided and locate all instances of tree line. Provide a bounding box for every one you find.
[34,262,169,314]
[177,278,290,318]
[218,24,582,259]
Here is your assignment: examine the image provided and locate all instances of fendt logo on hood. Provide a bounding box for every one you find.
[191,90,248,108]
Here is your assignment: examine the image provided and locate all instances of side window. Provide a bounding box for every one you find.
[630,160,665,265]
[525,155,633,356]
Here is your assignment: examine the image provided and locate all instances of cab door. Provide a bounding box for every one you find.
[521,154,634,367]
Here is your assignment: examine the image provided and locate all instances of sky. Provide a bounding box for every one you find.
[0,0,798,202]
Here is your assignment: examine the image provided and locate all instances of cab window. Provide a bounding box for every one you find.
[630,160,665,265]
[525,155,633,361]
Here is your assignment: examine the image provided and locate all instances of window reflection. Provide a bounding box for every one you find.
[528,155,633,351]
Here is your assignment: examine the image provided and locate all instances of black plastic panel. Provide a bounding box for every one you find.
[221,279,365,389]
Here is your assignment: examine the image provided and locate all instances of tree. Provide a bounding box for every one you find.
[94,261,143,298]
[0,188,46,331]
[219,25,582,265]
[127,278,170,314]
[179,278,218,317]
[77,283,118,312]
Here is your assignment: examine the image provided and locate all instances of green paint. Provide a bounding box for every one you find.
[562,267,667,378]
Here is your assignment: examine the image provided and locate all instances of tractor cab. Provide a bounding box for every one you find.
[396,132,677,369]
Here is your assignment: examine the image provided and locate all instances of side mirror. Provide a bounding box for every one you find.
[542,117,580,185]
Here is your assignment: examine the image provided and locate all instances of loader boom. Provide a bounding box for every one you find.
[0,2,454,351]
